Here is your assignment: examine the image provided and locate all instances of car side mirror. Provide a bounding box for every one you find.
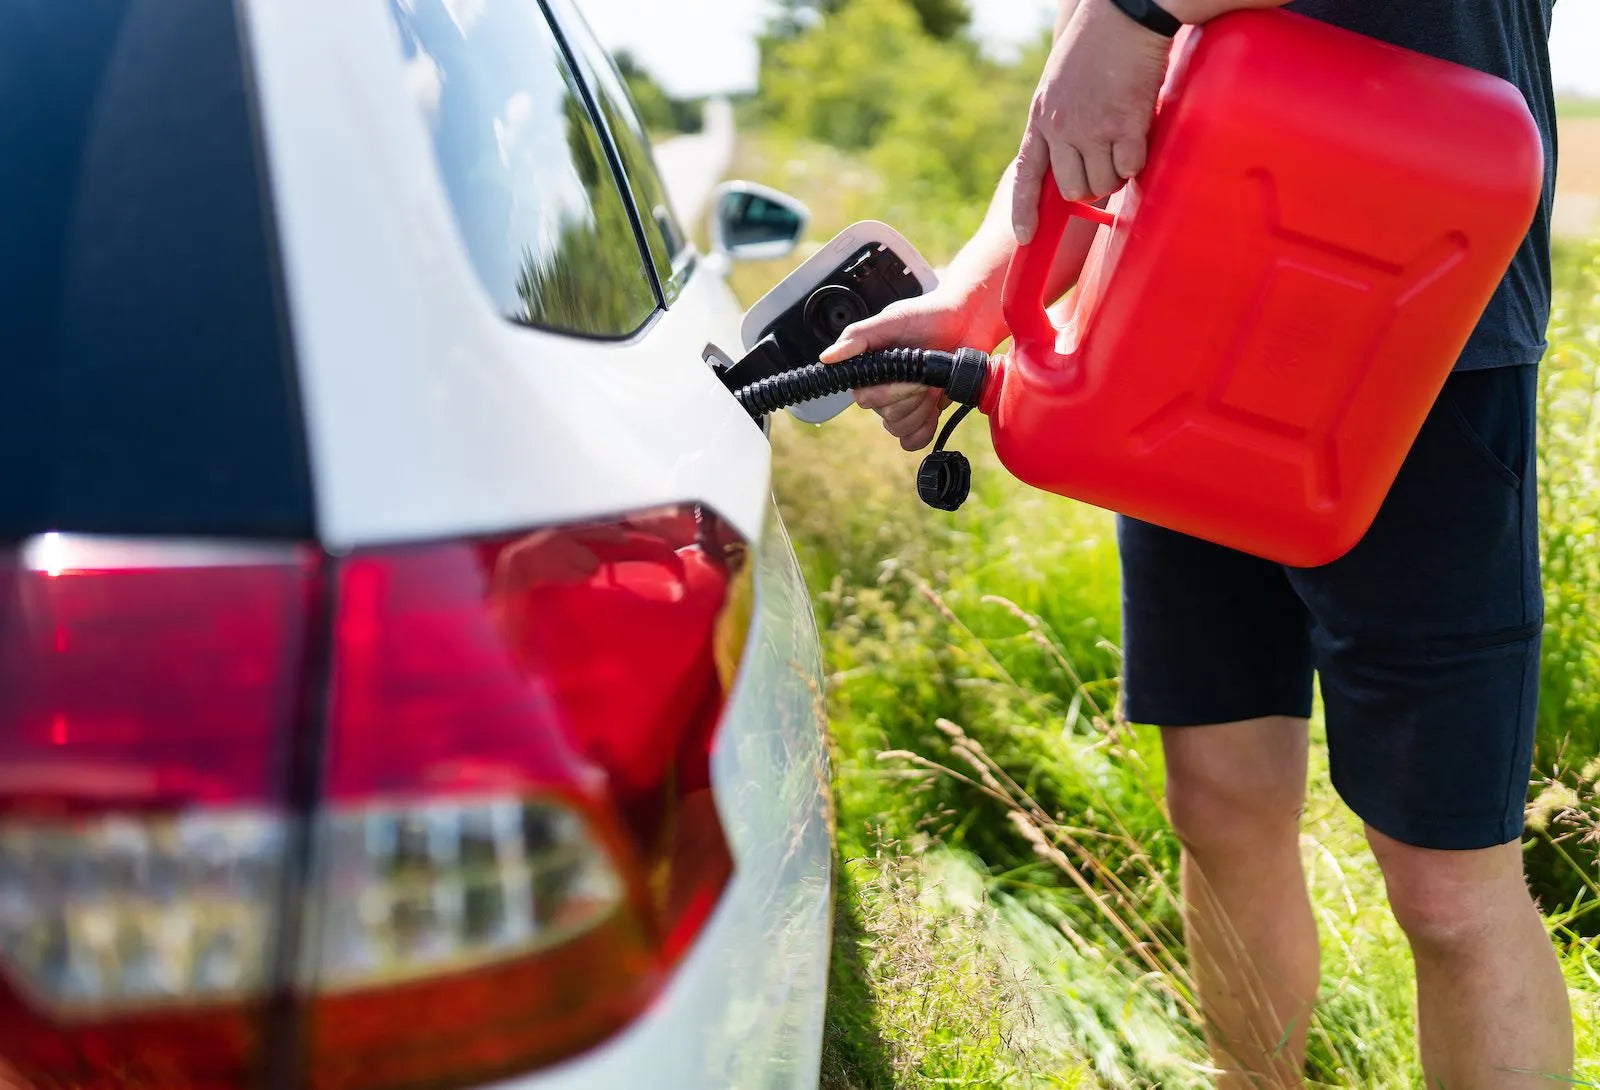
[709,181,809,262]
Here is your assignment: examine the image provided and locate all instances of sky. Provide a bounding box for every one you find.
[577,0,1600,100]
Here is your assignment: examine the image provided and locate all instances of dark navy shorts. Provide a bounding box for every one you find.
[1119,364,1542,850]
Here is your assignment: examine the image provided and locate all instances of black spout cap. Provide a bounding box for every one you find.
[945,348,989,407]
[917,449,971,511]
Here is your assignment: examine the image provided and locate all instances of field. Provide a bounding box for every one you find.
[727,130,1600,1087]
[1555,117,1600,238]
[1563,118,1600,187]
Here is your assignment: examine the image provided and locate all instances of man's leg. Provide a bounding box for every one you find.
[1163,717,1319,1088]
[1287,363,1567,1086]
[1366,829,1572,1089]
[1118,510,1318,1086]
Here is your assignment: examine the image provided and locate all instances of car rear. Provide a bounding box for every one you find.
[0,0,830,1086]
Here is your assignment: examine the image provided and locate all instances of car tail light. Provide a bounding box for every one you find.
[303,506,751,1089]
[0,506,753,1089]
[0,537,320,1090]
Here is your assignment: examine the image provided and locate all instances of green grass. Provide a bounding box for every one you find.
[729,133,1600,1088]
[1558,97,1600,119]
[1526,242,1600,925]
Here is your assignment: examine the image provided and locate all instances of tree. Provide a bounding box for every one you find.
[767,0,971,41]
[761,0,931,149]
[612,51,703,136]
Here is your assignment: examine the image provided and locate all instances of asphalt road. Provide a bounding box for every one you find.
[653,98,736,232]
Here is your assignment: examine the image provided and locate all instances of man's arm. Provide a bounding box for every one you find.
[933,159,1103,350]
[1055,0,1079,38]
[828,1,1098,361]
[815,1,1107,451]
[1012,0,1288,242]
[818,157,1101,451]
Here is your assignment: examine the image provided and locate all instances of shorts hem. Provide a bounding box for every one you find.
[1122,697,1314,729]
[1334,788,1523,851]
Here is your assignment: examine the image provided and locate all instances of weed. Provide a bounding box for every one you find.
[730,131,1600,1087]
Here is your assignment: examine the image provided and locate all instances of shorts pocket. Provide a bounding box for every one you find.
[1439,367,1531,491]
[1424,618,1542,661]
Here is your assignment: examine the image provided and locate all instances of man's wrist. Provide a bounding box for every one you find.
[1081,0,1185,61]
[1159,0,1281,24]
[1157,0,1207,22]
[1105,0,1182,38]
[930,253,1007,349]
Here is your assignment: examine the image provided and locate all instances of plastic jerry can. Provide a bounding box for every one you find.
[980,8,1544,567]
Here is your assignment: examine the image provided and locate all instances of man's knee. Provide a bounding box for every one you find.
[1367,826,1526,954]
[1162,716,1308,858]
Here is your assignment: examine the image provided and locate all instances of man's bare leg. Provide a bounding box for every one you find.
[1163,717,1319,1088]
[1366,828,1572,1089]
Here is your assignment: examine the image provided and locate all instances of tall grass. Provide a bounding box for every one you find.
[1537,243,1600,767]
[1526,242,1600,936]
[734,132,1600,1086]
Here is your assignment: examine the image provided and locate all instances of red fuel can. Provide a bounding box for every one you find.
[981,8,1543,566]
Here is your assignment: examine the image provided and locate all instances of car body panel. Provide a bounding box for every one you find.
[489,503,831,1090]
[240,0,772,550]
[237,0,832,1085]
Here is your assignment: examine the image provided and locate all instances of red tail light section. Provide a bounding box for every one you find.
[0,506,752,1090]
[0,538,320,1090]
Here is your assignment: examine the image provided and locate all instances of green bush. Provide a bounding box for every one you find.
[733,125,1600,1082]
[768,0,974,41]
[1526,240,1600,926]
[1538,241,1600,766]
[760,0,939,152]
[612,51,702,135]
[758,0,1045,256]
[740,1,1600,1073]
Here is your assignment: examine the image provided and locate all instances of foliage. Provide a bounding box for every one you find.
[1525,240,1600,928]
[760,0,937,152]
[738,3,1600,1075]
[612,50,703,135]
[766,0,973,42]
[512,93,655,336]
[774,402,1534,1087]
[1538,241,1600,765]
[758,0,1043,257]
[1557,97,1600,119]
[823,849,1096,1088]
[727,124,1600,1084]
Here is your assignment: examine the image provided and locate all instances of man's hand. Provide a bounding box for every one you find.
[1014,0,1289,242]
[820,288,991,452]
[1012,0,1172,242]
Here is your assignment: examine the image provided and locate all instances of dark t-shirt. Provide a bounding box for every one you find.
[1286,0,1558,370]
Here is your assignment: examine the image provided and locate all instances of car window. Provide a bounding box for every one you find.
[545,0,692,301]
[0,0,312,538]
[388,0,657,338]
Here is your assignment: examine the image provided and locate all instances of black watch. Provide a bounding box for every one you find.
[1107,0,1183,37]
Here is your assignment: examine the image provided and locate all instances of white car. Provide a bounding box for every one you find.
[0,1,832,1088]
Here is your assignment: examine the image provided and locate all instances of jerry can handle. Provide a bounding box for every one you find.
[1001,169,1117,351]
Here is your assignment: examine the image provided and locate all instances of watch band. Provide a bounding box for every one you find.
[1106,0,1182,37]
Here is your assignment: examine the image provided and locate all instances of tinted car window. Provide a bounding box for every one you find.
[546,0,691,299]
[388,0,657,337]
[0,0,312,538]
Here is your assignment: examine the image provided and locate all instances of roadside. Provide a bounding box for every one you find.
[653,97,736,228]
[728,129,1600,1088]
[1555,116,1600,239]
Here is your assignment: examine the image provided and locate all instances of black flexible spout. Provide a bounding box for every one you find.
[728,345,991,512]
[731,347,990,418]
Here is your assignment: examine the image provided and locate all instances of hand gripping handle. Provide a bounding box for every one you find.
[1001,169,1118,353]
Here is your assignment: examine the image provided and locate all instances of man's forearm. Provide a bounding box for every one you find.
[1056,0,1081,37]
[930,0,1108,348]
[1157,0,1287,25]
[942,160,1102,348]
